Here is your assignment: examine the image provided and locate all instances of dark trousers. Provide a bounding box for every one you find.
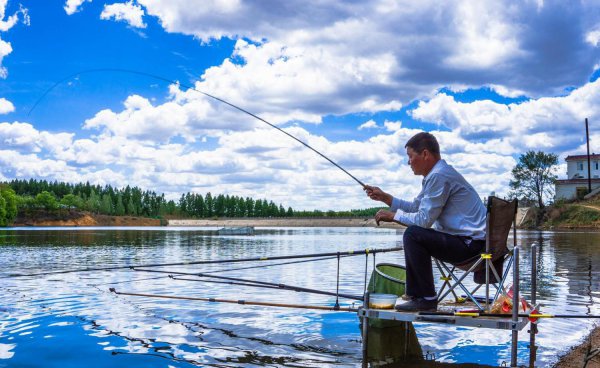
[402,225,484,298]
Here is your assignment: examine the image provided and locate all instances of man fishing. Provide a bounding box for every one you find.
[364,132,486,312]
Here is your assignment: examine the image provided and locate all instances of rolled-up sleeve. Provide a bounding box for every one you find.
[393,174,449,228]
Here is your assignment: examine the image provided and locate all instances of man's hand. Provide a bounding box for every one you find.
[374,209,395,226]
[364,185,392,206]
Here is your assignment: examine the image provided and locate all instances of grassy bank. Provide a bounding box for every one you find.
[532,200,600,229]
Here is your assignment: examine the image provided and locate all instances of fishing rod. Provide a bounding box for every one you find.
[418,311,600,320]
[109,288,358,312]
[28,68,366,188]
[202,255,342,274]
[133,268,364,301]
[5,247,401,278]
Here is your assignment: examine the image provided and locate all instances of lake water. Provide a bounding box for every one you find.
[0,227,599,367]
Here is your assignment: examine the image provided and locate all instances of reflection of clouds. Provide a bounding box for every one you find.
[1,228,600,366]
[0,343,15,359]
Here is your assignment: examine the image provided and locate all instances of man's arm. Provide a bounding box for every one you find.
[393,175,449,228]
[363,185,393,206]
[374,209,409,227]
[365,184,420,213]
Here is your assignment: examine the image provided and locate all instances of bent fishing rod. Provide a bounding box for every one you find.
[28,68,365,188]
[5,246,401,278]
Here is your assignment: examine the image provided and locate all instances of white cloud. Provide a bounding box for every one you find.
[0,97,13,114]
[64,0,90,15]
[0,122,74,153]
[358,120,378,130]
[100,1,146,29]
[132,0,600,108]
[411,78,600,159]
[0,1,28,78]
[384,120,401,132]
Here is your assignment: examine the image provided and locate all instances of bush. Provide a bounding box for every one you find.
[35,191,59,211]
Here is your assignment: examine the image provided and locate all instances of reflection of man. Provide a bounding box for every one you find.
[365,132,486,312]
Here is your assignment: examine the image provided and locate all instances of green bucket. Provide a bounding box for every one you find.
[367,263,406,328]
[367,263,406,297]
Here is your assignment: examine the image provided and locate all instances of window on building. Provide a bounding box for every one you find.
[595,161,599,170]
[578,161,584,170]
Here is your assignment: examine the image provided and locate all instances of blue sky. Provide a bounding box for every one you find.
[1,0,600,210]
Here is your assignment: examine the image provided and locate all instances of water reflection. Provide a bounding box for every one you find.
[0,228,600,367]
[367,323,422,366]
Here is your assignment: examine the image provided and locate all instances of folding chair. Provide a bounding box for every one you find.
[435,196,518,311]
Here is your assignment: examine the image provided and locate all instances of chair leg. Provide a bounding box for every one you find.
[438,260,485,310]
[492,255,513,303]
[435,260,462,302]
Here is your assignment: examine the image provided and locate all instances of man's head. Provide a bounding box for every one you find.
[404,132,441,176]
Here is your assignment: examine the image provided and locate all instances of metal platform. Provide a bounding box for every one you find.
[358,307,530,331]
[359,245,539,368]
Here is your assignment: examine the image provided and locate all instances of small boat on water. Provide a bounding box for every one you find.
[217,226,254,235]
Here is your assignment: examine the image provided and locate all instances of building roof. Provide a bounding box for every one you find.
[556,178,600,184]
[565,154,600,161]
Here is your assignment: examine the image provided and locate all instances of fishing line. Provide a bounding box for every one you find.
[5,246,402,278]
[28,68,365,187]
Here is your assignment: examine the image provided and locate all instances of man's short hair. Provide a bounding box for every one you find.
[405,132,440,156]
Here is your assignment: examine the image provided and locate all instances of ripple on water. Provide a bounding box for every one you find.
[0,228,600,367]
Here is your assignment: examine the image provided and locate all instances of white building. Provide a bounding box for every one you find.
[555,154,600,200]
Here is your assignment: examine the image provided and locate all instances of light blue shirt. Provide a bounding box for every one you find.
[391,159,486,240]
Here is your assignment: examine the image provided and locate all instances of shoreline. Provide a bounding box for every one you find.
[167,217,404,228]
[554,325,600,367]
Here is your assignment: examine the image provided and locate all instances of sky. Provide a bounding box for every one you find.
[1,0,600,210]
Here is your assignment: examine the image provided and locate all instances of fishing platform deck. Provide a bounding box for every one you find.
[358,307,531,331]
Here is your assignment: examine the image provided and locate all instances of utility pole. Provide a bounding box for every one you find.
[586,118,592,194]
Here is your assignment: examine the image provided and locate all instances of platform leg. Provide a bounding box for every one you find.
[362,292,370,368]
[529,244,538,368]
[511,246,520,367]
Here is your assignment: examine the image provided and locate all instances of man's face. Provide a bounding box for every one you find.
[406,147,427,176]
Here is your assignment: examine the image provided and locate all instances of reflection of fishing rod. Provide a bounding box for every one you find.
[109,288,358,312]
[5,246,401,278]
[28,68,366,187]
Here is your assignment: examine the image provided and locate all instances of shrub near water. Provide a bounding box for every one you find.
[553,205,600,226]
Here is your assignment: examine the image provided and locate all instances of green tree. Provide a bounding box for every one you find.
[0,186,18,224]
[87,189,100,213]
[126,199,136,216]
[35,191,59,211]
[60,194,82,209]
[0,195,6,226]
[205,192,213,217]
[100,194,113,214]
[509,151,558,209]
[115,194,126,216]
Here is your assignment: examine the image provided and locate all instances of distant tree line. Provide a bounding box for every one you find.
[0,179,384,226]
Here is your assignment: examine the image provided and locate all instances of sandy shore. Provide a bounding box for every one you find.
[554,326,600,367]
[168,217,404,228]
